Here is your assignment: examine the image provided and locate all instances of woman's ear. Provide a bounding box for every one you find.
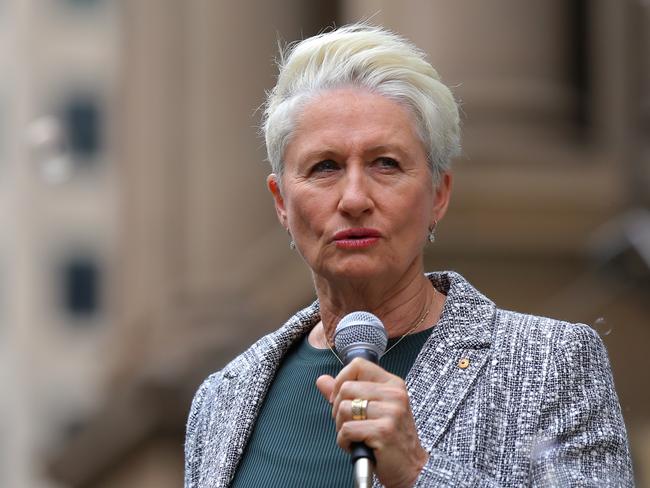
[432,172,453,224]
[267,174,288,228]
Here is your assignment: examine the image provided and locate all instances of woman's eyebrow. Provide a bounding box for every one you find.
[365,144,408,157]
[297,149,338,163]
[298,144,409,162]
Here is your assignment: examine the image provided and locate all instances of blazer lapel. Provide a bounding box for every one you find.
[407,272,495,449]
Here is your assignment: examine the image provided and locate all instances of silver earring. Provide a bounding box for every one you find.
[287,229,296,250]
[428,220,437,243]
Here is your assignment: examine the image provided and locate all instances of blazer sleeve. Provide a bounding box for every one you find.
[530,323,633,487]
[184,373,220,488]
[411,323,633,488]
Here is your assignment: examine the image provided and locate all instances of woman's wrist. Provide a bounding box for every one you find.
[390,448,429,488]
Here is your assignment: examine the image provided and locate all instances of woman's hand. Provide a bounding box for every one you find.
[316,358,428,488]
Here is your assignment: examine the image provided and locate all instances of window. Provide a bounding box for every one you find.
[60,255,102,320]
[60,92,103,164]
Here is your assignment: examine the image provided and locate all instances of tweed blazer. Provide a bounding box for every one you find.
[185,271,633,487]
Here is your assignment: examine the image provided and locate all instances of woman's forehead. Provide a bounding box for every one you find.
[289,89,424,158]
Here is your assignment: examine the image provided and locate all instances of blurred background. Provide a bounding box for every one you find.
[0,0,648,486]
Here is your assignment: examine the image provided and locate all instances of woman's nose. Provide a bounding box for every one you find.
[337,168,374,218]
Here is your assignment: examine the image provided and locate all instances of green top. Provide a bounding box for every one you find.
[230,326,434,488]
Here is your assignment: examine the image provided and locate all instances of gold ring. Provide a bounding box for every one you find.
[351,398,368,421]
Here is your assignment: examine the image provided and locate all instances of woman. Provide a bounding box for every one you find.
[185,24,632,487]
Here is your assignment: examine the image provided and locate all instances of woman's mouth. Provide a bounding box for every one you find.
[332,228,382,249]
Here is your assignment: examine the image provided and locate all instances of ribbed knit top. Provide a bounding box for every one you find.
[230,326,434,488]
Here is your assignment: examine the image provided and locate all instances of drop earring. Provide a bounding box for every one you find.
[287,229,296,250]
[427,220,437,243]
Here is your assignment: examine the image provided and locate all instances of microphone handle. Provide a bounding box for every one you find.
[351,441,376,464]
[344,347,379,465]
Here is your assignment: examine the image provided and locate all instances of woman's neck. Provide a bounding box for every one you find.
[309,267,444,349]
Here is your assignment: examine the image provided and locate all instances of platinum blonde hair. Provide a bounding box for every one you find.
[262,23,461,184]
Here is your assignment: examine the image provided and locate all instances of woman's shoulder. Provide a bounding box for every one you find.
[431,270,602,349]
[189,343,263,399]
[430,270,605,356]
[490,308,610,383]
[493,308,603,350]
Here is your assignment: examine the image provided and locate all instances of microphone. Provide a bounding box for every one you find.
[334,312,388,488]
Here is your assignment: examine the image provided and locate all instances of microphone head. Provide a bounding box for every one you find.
[334,311,388,361]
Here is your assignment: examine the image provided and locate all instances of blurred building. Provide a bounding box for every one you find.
[0,1,121,487]
[0,1,648,487]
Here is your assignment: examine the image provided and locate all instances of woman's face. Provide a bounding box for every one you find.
[268,88,451,284]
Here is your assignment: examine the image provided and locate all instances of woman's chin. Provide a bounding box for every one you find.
[320,261,393,283]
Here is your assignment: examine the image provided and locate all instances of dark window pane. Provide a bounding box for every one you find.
[62,257,101,318]
[62,94,103,161]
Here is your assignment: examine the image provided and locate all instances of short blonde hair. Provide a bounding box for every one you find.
[262,23,461,183]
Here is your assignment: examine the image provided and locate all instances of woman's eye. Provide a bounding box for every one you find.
[375,157,399,169]
[311,160,339,174]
